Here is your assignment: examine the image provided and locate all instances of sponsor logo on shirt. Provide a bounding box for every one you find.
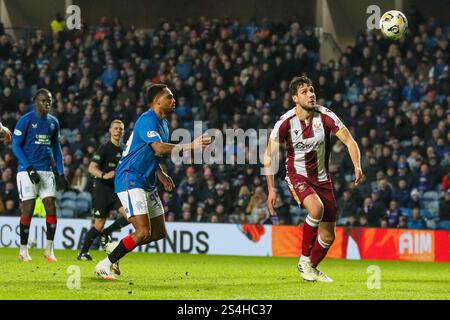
[147,131,159,138]
[294,140,323,151]
[34,134,51,145]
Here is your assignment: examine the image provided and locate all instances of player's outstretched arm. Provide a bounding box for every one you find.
[151,134,211,156]
[336,127,363,186]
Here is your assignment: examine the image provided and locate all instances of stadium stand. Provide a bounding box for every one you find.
[0,14,448,229]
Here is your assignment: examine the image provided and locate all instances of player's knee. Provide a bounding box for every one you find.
[152,230,167,241]
[320,234,335,244]
[43,200,56,212]
[310,203,324,220]
[134,229,151,244]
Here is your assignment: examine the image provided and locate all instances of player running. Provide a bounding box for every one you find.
[78,120,130,270]
[264,76,363,282]
[95,84,210,280]
[12,88,69,262]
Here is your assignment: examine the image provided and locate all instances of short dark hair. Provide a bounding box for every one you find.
[33,88,52,102]
[289,76,313,96]
[146,84,167,104]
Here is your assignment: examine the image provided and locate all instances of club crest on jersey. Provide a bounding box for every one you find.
[294,129,299,135]
[295,182,306,192]
[314,123,322,131]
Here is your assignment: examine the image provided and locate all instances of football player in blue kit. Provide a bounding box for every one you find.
[12,89,69,262]
[95,84,211,280]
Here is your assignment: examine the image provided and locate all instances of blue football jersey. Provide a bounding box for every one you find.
[115,109,170,192]
[12,110,64,174]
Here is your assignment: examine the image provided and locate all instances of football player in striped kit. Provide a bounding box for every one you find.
[265,76,363,282]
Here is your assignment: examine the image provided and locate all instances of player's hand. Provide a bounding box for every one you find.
[267,190,277,216]
[158,172,175,192]
[103,171,115,180]
[0,126,12,143]
[354,167,363,186]
[26,167,41,184]
[56,174,69,191]
[191,134,211,150]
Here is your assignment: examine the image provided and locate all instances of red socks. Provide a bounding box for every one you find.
[311,236,332,268]
[302,215,320,257]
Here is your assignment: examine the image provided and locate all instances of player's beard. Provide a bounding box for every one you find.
[300,102,316,112]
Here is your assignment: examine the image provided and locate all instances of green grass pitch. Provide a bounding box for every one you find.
[0,248,449,300]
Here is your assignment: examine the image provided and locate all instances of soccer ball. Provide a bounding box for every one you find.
[380,10,408,40]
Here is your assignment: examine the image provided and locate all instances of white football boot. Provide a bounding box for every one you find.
[104,242,121,276]
[313,268,333,282]
[95,260,116,281]
[298,257,316,282]
[18,246,32,262]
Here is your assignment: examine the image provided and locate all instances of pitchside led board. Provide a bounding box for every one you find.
[0,217,448,262]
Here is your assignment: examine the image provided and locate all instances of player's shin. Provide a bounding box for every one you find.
[102,216,129,235]
[107,234,137,264]
[19,215,32,251]
[300,215,320,259]
[45,215,57,260]
[311,235,332,268]
[81,227,101,253]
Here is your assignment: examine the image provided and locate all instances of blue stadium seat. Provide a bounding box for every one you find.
[60,207,76,218]
[77,192,92,207]
[437,221,450,230]
[61,191,77,202]
[61,199,76,210]
[75,198,91,216]
[422,191,439,201]
[400,208,412,217]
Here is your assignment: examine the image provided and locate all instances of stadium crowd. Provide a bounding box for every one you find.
[0,10,449,229]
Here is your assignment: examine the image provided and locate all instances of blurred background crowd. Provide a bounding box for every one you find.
[0,10,449,229]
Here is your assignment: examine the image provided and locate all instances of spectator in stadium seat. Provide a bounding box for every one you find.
[337,190,357,218]
[392,178,412,208]
[408,207,427,229]
[386,200,402,228]
[70,167,88,193]
[194,204,208,223]
[439,190,450,221]
[397,216,408,229]
[4,199,19,216]
[413,163,434,193]
[181,208,193,222]
[359,214,369,228]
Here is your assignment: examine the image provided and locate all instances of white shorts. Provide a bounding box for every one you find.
[17,171,56,201]
[117,188,164,219]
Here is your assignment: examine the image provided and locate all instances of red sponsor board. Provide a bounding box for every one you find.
[272,225,345,259]
[272,226,450,262]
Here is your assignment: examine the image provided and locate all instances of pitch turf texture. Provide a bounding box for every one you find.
[0,248,448,300]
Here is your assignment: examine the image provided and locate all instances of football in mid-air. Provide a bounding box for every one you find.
[380,10,408,40]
